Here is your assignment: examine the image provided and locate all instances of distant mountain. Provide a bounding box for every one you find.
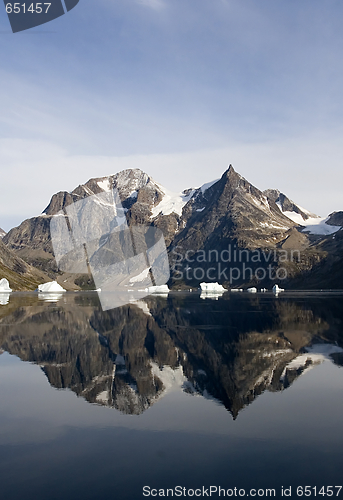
[2,165,343,290]
[263,189,319,221]
[0,228,6,239]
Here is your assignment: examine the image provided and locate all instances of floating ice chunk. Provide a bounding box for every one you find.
[272,284,284,294]
[145,284,170,294]
[38,281,66,293]
[0,278,12,293]
[247,287,257,293]
[261,288,268,292]
[231,288,243,292]
[199,282,226,292]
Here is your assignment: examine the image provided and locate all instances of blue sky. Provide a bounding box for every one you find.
[1,0,343,230]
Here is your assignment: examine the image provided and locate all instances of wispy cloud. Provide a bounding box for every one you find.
[1,131,343,231]
[136,0,165,10]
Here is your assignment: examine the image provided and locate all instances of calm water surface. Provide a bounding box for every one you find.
[0,292,343,500]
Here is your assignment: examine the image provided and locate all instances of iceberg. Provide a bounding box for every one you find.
[272,284,284,294]
[199,282,226,292]
[247,287,257,293]
[38,281,66,293]
[0,278,12,293]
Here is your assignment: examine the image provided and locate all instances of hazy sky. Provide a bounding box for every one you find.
[1,0,343,231]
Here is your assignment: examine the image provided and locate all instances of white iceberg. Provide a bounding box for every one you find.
[231,288,243,292]
[199,282,226,292]
[38,281,66,293]
[272,284,284,294]
[145,284,170,294]
[247,287,257,293]
[0,278,12,293]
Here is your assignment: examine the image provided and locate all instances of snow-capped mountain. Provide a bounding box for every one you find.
[2,165,343,290]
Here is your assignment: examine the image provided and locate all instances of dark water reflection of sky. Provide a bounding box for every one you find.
[0,292,343,500]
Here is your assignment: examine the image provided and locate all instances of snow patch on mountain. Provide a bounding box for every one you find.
[129,267,150,284]
[151,178,220,219]
[200,179,219,194]
[0,228,6,239]
[269,192,341,233]
[151,184,196,218]
[283,212,341,235]
[247,191,271,213]
[97,179,112,192]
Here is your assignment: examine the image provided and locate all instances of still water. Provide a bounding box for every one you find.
[0,291,343,500]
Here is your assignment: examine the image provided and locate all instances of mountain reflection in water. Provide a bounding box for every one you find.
[1,292,343,419]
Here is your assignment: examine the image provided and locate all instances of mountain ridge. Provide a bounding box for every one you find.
[2,165,342,290]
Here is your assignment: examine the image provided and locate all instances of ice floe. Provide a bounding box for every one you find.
[0,278,12,293]
[38,281,66,293]
[199,282,226,292]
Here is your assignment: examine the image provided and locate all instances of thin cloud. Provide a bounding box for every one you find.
[136,0,165,10]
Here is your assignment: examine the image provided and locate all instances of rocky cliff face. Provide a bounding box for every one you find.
[326,211,343,226]
[2,166,342,290]
[0,228,6,239]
